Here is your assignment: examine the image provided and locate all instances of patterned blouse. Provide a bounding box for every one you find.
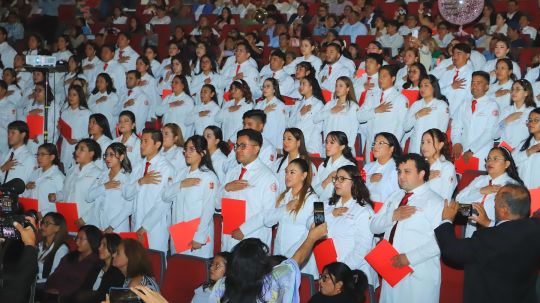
[123,275,160,292]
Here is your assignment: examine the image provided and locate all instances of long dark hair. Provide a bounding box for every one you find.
[89,113,113,140]
[184,135,216,175]
[3,68,20,89]
[67,225,102,261]
[119,110,137,136]
[275,158,314,217]
[494,58,517,84]
[173,74,191,96]
[422,128,451,161]
[301,76,325,105]
[262,77,284,104]
[323,131,357,167]
[67,55,84,76]
[335,76,357,106]
[202,84,219,105]
[520,108,540,151]
[403,62,428,89]
[41,212,68,278]
[205,125,230,155]
[121,239,153,278]
[373,132,403,162]
[195,54,218,75]
[203,251,231,290]
[136,56,154,77]
[321,262,368,303]
[511,79,536,108]
[38,143,61,167]
[34,81,55,106]
[277,128,311,173]
[91,73,117,95]
[489,146,523,185]
[329,165,372,207]
[222,238,273,303]
[106,142,132,173]
[67,84,89,109]
[230,79,253,103]
[420,75,448,103]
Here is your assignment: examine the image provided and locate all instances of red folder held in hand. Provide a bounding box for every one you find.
[401,89,420,108]
[454,155,479,174]
[313,238,338,274]
[322,89,332,103]
[119,232,149,249]
[529,187,540,216]
[365,239,412,287]
[372,201,384,214]
[169,217,211,253]
[19,197,39,212]
[222,198,246,234]
[162,89,173,99]
[58,118,73,141]
[27,115,44,139]
[55,202,79,232]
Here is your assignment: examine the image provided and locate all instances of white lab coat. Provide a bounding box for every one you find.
[162,166,218,257]
[496,104,534,149]
[22,165,65,214]
[156,91,195,137]
[113,134,142,167]
[263,190,319,276]
[427,156,457,201]
[288,96,324,155]
[114,45,139,72]
[513,137,540,189]
[211,149,228,186]
[482,58,521,84]
[220,158,279,251]
[190,101,220,135]
[317,61,350,95]
[88,91,120,134]
[371,184,443,303]
[439,64,473,117]
[258,68,296,97]
[0,42,16,68]
[0,97,16,154]
[119,87,150,134]
[86,169,133,232]
[456,173,519,237]
[487,80,513,109]
[214,98,253,142]
[286,54,323,75]
[82,56,103,92]
[190,72,224,102]
[1,144,36,184]
[25,100,61,155]
[315,100,360,155]
[59,106,92,170]
[7,84,23,120]
[273,154,318,194]
[62,72,86,99]
[124,154,175,252]
[312,155,355,204]
[140,73,160,121]
[57,161,103,225]
[99,60,127,97]
[160,145,187,173]
[354,73,381,153]
[403,98,450,154]
[254,97,288,150]
[223,135,277,172]
[221,61,261,98]
[364,158,399,204]
[326,198,378,287]
[395,65,409,90]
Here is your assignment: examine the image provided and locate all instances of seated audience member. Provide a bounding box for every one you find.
[420,129,457,201]
[37,212,69,285]
[513,108,540,189]
[191,252,231,303]
[113,238,160,291]
[308,262,368,303]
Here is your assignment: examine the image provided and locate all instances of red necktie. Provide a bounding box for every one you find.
[235,64,241,76]
[388,192,413,245]
[471,99,477,113]
[359,76,371,106]
[272,72,276,78]
[3,151,14,183]
[128,89,132,96]
[103,63,108,70]
[379,91,385,104]
[328,65,332,76]
[144,161,151,175]
[453,69,459,82]
[480,180,492,205]
[238,167,247,180]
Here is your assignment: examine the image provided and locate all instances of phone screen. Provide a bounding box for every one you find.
[314,202,325,226]
[109,287,143,303]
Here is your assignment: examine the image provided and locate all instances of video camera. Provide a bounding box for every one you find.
[0,178,31,240]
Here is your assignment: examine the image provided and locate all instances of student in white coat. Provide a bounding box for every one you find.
[322,165,378,287]
[452,71,500,169]
[285,38,322,75]
[113,110,142,166]
[315,76,360,155]
[124,128,175,252]
[144,46,161,79]
[395,48,420,89]
[221,41,261,99]
[163,135,218,257]
[88,73,120,134]
[203,126,229,186]
[62,56,87,99]
[214,80,254,144]
[0,80,17,155]
[82,42,102,92]
[497,79,536,149]
[50,139,103,228]
[191,84,220,135]
[157,55,191,98]
[264,158,319,277]
[317,44,350,96]
[88,113,113,169]
[156,41,181,80]
[220,129,279,251]
[120,71,150,134]
[3,69,24,121]
[370,154,444,303]
[482,38,522,83]
[421,129,457,201]
[23,143,65,215]
[190,252,230,303]
[254,78,288,152]
[24,82,60,154]
[404,75,450,155]
[59,85,93,170]
[313,131,357,204]
[357,65,408,161]
[364,132,402,205]
[1,121,36,184]
[160,123,187,172]
[115,32,139,72]
[156,75,195,138]
[487,58,515,109]
[190,55,223,102]
[456,147,524,238]
[135,56,160,122]
[438,43,474,117]
[258,50,295,97]
[86,142,133,233]
[513,108,540,189]
[99,45,127,97]
[288,76,325,155]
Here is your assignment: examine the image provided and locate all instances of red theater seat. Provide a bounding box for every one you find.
[161,254,209,303]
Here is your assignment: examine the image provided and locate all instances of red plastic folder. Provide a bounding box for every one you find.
[322,89,332,103]
[223,91,231,101]
[119,232,149,249]
[58,118,73,140]
[55,202,79,232]
[313,238,338,274]
[282,96,296,106]
[372,201,384,214]
[169,217,210,253]
[365,239,412,287]
[221,198,246,234]
[529,187,540,216]
[498,141,513,153]
[18,197,38,212]
[26,115,44,139]
[401,90,420,108]
[355,68,366,78]
[161,89,173,99]
[454,155,479,174]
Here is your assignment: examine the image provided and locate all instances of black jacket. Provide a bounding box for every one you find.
[0,245,38,303]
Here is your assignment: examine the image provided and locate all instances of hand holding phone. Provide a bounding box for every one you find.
[314,202,325,226]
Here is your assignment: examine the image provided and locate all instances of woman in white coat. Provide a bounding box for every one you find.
[191,84,220,135]
[190,54,223,102]
[163,135,218,258]
[487,58,515,109]
[482,39,521,83]
[254,78,288,152]
[456,146,524,237]
[264,158,319,276]
[513,108,540,189]
[3,69,24,120]
[322,165,378,287]
[215,80,254,144]
[157,55,191,98]
[156,75,195,138]
[113,110,142,166]
[285,38,322,75]
[136,56,160,121]
[289,76,325,155]
[88,113,113,169]
[62,55,87,99]
[24,143,65,215]
[404,75,450,155]
[59,85,93,170]
[0,80,17,154]
[203,125,229,185]
[421,129,457,201]
[87,142,133,233]
[82,42,102,92]
[88,73,120,133]
[161,123,187,172]
[313,131,357,204]
[24,82,60,154]
[364,132,402,205]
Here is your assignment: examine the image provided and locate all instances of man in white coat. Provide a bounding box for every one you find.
[220,129,279,251]
[258,50,296,97]
[438,43,474,117]
[125,128,174,252]
[115,32,139,72]
[1,121,36,184]
[100,44,127,97]
[318,43,350,96]
[221,41,261,99]
[119,71,150,133]
[370,153,443,303]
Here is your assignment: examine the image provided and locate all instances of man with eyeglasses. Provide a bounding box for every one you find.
[221,41,261,99]
[220,128,278,252]
[1,120,36,185]
[371,153,444,303]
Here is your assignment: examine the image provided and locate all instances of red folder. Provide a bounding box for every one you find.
[19,197,39,212]
[282,96,296,105]
[169,217,211,253]
[372,201,383,214]
[355,68,366,78]
[529,187,540,216]
[119,232,149,249]
[365,239,413,287]
[223,91,231,101]
[498,141,513,152]
[313,238,338,274]
[161,89,173,99]
[454,155,480,174]
[322,89,332,103]
[55,202,79,232]
[27,115,44,139]
[401,89,420,108]
[221,198,246,234]
[58,118,73,140]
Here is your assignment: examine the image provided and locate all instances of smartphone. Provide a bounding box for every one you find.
[109,287,143,303]
[458,203,479,217]
[314,202,325,226]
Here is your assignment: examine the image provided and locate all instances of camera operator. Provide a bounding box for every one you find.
[0,216,38,303]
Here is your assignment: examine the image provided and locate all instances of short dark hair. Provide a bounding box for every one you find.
[499,184,532,218]
[380,64,397,78]
[453,43,471,54]
[366,53,384,66]
[75,138,102,161]
[141,128,163,150]
[271,49,286,61]
[237,129,263,147]
[396,153,430,182]
[472,71,490,83]
[326,42,342,55]
[127,70,141,79]
[243,109,267,125]
[8,120,29,144]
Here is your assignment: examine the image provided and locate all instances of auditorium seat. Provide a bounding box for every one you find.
[58,5,75,23]
[455,170,488,194]
[147,249,166,286]
[213,214,222,255]
[161,254,209,303]
[299,274,316,303]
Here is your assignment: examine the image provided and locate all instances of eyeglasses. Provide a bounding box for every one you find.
[485,156,506,162]
[320,273,331,282]
[103,152,117,160]
[510,88,524,92]
[371,141,390,148]
[234,143,258,151]
[41,221,56,227]
[209,263,225,270]
[332,176,353,183]
[526,118,540,124]
[75,237,87,242]
[35,153,51,157]
[183,146,197,154]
